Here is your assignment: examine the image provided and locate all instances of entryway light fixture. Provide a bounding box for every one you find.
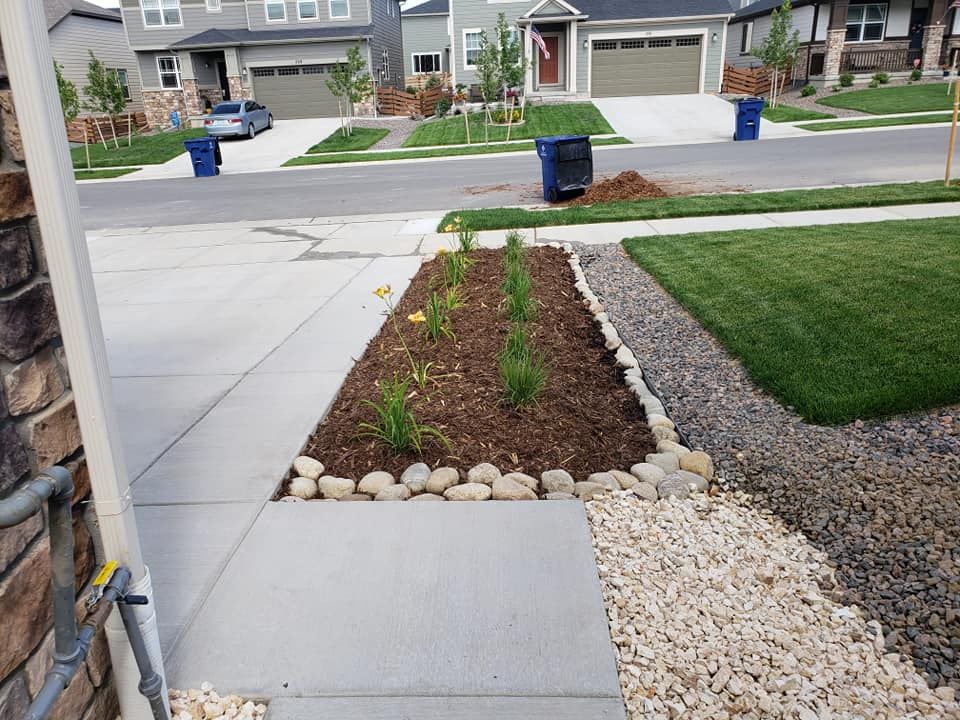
[712,32,719,43]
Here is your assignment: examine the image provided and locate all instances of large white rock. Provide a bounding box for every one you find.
[492,476,538,501]
[426,467,460,494]
[401,462,431,495]
[658,439,691,457]
[318,476,356,499]
[358,471,396,496]
[609,470,638,490]
[574,481,609,500]
[587,472,620,493]
[541,469,576,494]
[680,451,715,482]
[645,413,675,430]
[444,483,493,501]
[644,453,680,474]
[630,462,667,485]
[288,476,318,500]
[615,345,638,369]
[293,456,324,480]
[651,426,680,443]
[467,463,501,486]
[503,472,539,493]
[409,493,446,502]
[375,484,412,501]
[673,469,709,493]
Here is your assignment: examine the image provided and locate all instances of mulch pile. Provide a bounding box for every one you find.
[569,171,668,206]
[297,247,654,481]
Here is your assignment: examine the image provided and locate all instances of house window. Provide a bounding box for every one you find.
[846,3,887,42]
[298,0,318,19]
[157,56,181,89]
[464,30,482,67]
[382,49,391,79]
[740,21,754,54]
[265,0,286,22]
[412,52,441,74]
[329,0,349,18]
[110,68,131,100]
[142,0,181,26]
[205,0,220,11]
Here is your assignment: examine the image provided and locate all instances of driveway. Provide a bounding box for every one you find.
[593,94,807,144]
[128,117,342,180]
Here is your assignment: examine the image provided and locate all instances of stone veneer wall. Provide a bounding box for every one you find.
[227,76,246,101]
[0,40,118,720]
[143,88,188,130]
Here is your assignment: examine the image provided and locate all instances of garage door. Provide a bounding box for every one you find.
[250,65,340,119]
[591,37,702,98]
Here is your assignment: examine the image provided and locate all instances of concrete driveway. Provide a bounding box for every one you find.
[129,117,343,180]
[593,94,807,145]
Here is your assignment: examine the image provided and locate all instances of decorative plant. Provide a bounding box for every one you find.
[503,264,534,322]
[83,51,126,148]
[911,68,923,81]
[500,348,547,408]
[444,286,464,311]
[800,83,816,98]
[868,80,879,89]
[424,292,454,342]
[424,73,442,89]
[373,285,433,389]
[54,60,80,123]
[435,96,452,117]
[445,216,479,253]
[359,373,450,453]
[840,73,855,87]
[444,251,468,287]
[752,0,799,109]
[872,72,890,85]
[326,46,373,137]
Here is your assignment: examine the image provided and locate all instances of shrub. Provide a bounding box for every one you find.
[911,68,923,81]
[502,323,529,362]
[359,374,450,453]
[839,73,854,87]
[831,85,842,93]
[406,86,417,95]
[503,266,534,323]
[424,292,454,343]
[500,350,547,408]
[800,83,817,97]
[873,72,890,85]
[424,73,441,89]
[435,97,452,117]
[493,109,522,124]
[868,80,879,89]
[505,230,525,265]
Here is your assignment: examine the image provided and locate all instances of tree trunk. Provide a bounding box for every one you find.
[337,99,346,137]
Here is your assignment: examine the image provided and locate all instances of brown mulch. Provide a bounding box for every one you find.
[569,171,668,206]
[296,247,654,484]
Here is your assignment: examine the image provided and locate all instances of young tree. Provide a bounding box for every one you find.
[84,51,126,147]
[326,46,373,136]
[753,0,800,108]
[54,60,80,123]
[474,32,500,144]
[494,13,526,104]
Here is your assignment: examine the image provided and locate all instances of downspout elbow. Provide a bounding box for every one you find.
[0,467,72,528]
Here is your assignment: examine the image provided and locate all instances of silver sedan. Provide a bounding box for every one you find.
[204,100,274,139]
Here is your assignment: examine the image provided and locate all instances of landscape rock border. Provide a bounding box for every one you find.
[276,244,719,503]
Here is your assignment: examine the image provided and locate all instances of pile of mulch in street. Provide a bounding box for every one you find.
[578,242,960,692]
[297,246,654,481]
[569,171,668,206]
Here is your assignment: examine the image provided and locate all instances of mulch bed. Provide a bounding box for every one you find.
[569,171,668,206]
[293,246,654,483]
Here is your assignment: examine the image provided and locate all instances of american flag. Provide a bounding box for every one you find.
[530,25,551,60]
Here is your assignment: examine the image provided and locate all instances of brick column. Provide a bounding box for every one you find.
[823,0,849,81]
[181,78,202,116]
[0,40,117,720]
[923,23,947,71]
[227,76,245,101]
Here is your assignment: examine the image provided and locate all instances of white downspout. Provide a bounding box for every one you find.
[0,3,168,720]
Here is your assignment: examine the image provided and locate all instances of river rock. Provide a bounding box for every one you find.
[293,456,324,480]
[645,413,674,430]
[467,463,501,485]
[575,481,609,500]
[503,472,539,492]
[631,462,667,485]
[493,476,538,500]
[426,467,460,494]
[609,470,638,490]
[631,482,659,502]
[401,462,431,495]
[545,492,577,500]
[444,483,493,501]
[657,474,691,500]
[651,426,680,443]
[318,476,355,499]
[657,439,691,457]
[673,469,709,493]
[542,469,576,494]
[339,493,372,502]
[375,484,411,501]
[288,476,318,500]
[645,452,680,474]
[409,493,446,502]
[358,471,396,496]
[680,451,715,481]
[588,472,620,492]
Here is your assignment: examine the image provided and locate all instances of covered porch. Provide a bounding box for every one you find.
[516,0,586,99]
[177,45,246,117]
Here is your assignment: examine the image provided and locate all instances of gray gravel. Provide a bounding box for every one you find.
[353,117,421,149]
[578,242,960,691]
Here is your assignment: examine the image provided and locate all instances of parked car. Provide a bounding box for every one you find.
[204,101,273,139]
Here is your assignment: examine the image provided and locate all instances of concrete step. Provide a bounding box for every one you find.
[265,696,626,719]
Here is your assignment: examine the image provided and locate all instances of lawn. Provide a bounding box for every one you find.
[284,136,631,166]
[622,218,960,425]
[70,128,207,169]
[74,168,140,180]
[403,103,614,148]
[797,113,955,132]
[438,181,960,231]
[305,127,389,153]
[817,83,956,114]
[761,104,835,122]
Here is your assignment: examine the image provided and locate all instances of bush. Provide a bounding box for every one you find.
[831,85,842,93]
[405,86,417,95]
[839,73,855,87]
[868,80,880,89]
[435,97,452,117]
[424,73,441,89]
[800,83,817,97]
[359,374,450,453]
[911,68,923,81]
[500,350,547,408]
[873,72,890,85]
[493,109,522,124]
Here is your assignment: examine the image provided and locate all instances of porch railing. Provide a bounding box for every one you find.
[839,48,923,73]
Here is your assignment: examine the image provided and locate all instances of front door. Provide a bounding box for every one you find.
[540,37,560,85]
[909,7,927,50]
[217,61,231,101]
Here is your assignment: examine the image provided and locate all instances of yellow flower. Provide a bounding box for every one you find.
[408,310,426,324]
[436,247,448,257]
[453,216,463,224]
[373,285,391,299]
[443,224,456,233]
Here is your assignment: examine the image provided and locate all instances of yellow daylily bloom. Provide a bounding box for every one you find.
[373,285,391,299]
[443,224,456,233]
[408,310,427,324]
[453,216,463,224]
[436,247,448,257]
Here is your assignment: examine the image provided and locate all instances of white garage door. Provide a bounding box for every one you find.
[251,65,340,119]
[591,37,703,98]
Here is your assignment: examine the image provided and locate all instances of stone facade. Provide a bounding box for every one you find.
[142,88,187,130]
[181,79,202,117]
[823,28,847,81]
[0,41,118,720]
[923,24,947,71]
[227,76,246,102]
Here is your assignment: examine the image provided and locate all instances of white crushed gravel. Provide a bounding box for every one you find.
[169,684,267,720]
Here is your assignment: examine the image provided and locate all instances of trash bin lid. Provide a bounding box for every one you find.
[536,134,591,146]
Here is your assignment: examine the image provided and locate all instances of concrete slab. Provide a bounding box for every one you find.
[328,220,409,241]
[180,241,314,267]
[648,214,779,235]
[266,697,626,719]
[91,245,207,273]
[883,201,960,219]
[400,217,444,235]
[312,234,421,256]
[537,221,658,244]
[131,371,343,505]
[765,207,904,227]
[167,502,622,705]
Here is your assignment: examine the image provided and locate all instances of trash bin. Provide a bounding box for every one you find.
[183,136,221,178]
[536,135,593,203]
[734,97,765,141]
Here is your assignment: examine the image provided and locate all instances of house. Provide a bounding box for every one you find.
[119,0,404,127]
[46,0,144,113]
[401,0,450,79]
[422,0,733,99]
[727,0,960,86]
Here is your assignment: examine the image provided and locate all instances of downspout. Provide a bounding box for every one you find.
[0,3,168,720]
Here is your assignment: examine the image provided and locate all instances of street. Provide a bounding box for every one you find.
[79,127,958,229]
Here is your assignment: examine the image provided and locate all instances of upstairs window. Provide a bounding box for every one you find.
[266,0,287,21]
[846,3,887,42]
[143,0,181,27]
[299,0,318,19]
[206,0,221,11]
[740,21,754,54]
[329,0,349,18]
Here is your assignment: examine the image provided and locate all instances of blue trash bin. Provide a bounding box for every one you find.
[183,136,221,178]
[734,97,765,141]
[535,135,593,203]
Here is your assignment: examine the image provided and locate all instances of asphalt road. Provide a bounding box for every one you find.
[79,128,959,229]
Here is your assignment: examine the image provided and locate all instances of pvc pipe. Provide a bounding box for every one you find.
[0,3,168,719]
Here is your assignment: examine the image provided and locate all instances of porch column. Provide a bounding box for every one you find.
[924,0,949,71]
[568,21,578,93]
[178,51,203,115]
[223,47,246,99]
[823,0,849,81]
[524,26,534,95]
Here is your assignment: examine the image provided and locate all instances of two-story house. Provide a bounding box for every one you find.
[120,0,403,127]
[402,0,733,99]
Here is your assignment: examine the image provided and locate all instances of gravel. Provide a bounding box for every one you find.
[579,242,960,691]
[170,685,267,719]
[588,492,960,719]
[353,117,421,149]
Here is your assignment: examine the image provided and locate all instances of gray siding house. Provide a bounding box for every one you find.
[46,0,144,113]
[401,0,450,78]
[441,0,732,99]
[119,0,403,127]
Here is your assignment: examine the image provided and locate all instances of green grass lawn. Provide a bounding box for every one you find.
[622,218,960,424]
[70,128,207,169]
[306,127,389,153]
[797,112,955,131]
[403,103,614,148]
[817,83,956,114]
[761,104,835,122]
[284,136,630,167]
[74,168,140,180]
[439,181,960,231]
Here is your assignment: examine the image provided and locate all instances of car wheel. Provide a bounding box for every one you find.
[268,115,274,130]
[247,123,256,140]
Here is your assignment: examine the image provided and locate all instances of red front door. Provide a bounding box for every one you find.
[540,36,560,85]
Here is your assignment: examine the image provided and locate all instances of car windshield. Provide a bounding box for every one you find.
[212,103,241,114]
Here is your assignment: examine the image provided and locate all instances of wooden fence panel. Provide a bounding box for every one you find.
[66,112,149,144]
[722,64,793,96]
[377,86,447,117]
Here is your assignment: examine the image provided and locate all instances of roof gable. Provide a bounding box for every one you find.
[523,0,582,19]
[402,0,449,16]
[45,0,122,30]
[573,0,734,21]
